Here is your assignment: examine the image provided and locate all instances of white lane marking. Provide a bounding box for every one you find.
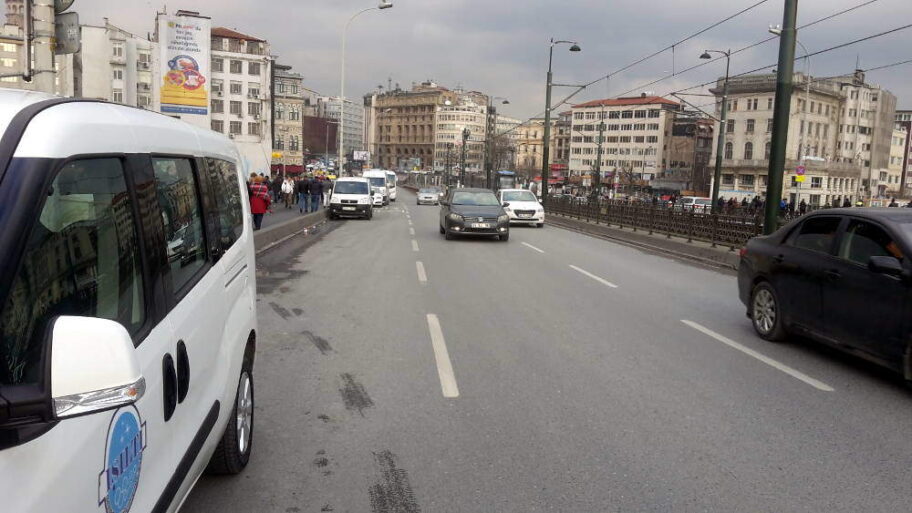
[426,314,459,398]
[681,320,835,392]
[569,265,618,288]
[412,239,420,252]
[408,220,413,226]
[521,242,545,254]
[416,260,427,283]
[409,227,415,235]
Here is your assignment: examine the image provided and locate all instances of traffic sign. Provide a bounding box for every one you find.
[796,165,806,176]
[795,175,805,183]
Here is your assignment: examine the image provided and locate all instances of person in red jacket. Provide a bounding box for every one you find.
[248,175,271,230]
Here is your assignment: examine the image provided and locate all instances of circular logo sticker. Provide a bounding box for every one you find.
[98,406,146,513]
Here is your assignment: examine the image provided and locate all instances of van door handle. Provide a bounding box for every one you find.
[162,354,177,422]
[176,341,190,404]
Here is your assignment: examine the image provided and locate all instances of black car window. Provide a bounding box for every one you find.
[0,158,145,386]
[837,219,903,265]
[788,216,840,254]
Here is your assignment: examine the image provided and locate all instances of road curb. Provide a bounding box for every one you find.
[546,214,741,270]
[254,210,327,254]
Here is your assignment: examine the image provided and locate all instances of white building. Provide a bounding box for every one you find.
[318,96,364,159]
[57,21,155,108]
[209,26,272,176]
[433,94,488,173]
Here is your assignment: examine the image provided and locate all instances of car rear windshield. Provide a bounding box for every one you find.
[367,177,386,188]
[502,191,537,202]
[335,181,369,194]
[419,188,437,193]
[452,191,500,206]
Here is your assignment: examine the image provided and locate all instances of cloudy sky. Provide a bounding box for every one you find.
[71,0,911,120]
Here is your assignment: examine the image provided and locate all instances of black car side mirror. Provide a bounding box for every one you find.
[868,255,904,276]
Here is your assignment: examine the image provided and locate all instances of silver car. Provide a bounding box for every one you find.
[417,187,440,205]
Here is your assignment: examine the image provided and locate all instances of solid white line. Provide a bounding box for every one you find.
[409,227,415,235]
[681,320,835,392]
[569,265,618,288]
[415,260,427,283]
[426,314,459,398]
[521,242,545,254]
[412,239,420,252]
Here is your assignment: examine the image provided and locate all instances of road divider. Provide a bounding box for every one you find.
[416,260,427,283]
[569,265,618,288]
[426,314,459,398]
[521,242,545,254]
[681,320,834,392]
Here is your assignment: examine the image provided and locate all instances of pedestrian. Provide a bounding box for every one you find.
[271,175,282,203]
[741,197,748,209]
[324,179,333,206]
[247,172,257,191]
[717,196,725,211]
[297,175,312,213]
[788,200,795,215]
[727,197,735,212]
[798,198,807,215]
[248,176,271,230]
[842,198,852,208]
[310,176,324,212]
[889,198,898,207]
[282,177,295,209]
[779,198,787,214]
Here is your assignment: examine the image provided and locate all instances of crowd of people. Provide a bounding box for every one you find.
[245,173,334,230]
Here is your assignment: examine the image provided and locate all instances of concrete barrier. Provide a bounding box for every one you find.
[254,210,327,253]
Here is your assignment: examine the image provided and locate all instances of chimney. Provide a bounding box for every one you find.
[641,92,647,98]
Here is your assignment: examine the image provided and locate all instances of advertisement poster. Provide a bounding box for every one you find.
[159,15,210,115]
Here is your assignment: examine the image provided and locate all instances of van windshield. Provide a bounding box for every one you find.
[386,175,396,187]
[334,181,369,195]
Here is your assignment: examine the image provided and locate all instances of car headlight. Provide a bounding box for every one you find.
[330,197,341,204]
[504,207,512,212]
[498,214,509,223]
[448,213,463,221]
[358,198,370,204]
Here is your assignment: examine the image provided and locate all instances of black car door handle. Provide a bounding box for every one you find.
[824,269,842,280]
[773,254,785,264]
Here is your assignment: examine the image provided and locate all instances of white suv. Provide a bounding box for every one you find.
[0,91,258,512]
[499,188,545,227]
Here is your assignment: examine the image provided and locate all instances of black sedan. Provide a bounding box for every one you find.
[439,188,510,241]
[738,208,912,385]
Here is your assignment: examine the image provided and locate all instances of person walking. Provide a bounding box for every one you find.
[248,176,271,230]
[842,197,852,208]
[798,198,807,215]
[297,175,312,213]
[889,197,898,207]
[323,177,333,206]
[282,178,295,209]
[310,176,324,212]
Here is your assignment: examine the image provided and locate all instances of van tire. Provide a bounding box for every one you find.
[205,362,254,475]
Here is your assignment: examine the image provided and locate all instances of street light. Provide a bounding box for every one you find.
[460,127,470,187]
[485,96,510,189]
[541,38,582,206]
[700,48,731,214]
[340,1,393,176]
[770,24,811,205]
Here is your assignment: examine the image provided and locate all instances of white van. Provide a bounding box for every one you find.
[328,177,373,220]
[361,169,389,206]
[0,91,258,512]
[385,170,398,202]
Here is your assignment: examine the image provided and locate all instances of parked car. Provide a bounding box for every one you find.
[439,188,510,241]
[385,170,398,202]
[362,170,390,205]
[498,188,544,227]
[738,208,912,386]
[675,196,712,213]
[417,187,440,205]
[329,177,373,220]
[0,90,258,512]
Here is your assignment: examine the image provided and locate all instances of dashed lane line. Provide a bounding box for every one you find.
[416,260,427,283]
[412,240,420,252]
[568,265,618,288]
[409,227,415,236]
[426,314,460,398]
[521,242,545,253]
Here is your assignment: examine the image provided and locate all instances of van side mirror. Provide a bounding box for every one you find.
[868,256,904,277]
[51,316,145,419]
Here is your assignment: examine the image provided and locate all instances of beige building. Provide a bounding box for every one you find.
[885,127,907,198]
[271,63,304,174]
[434,93,488,174]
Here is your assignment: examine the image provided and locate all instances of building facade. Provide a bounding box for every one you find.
[893,110,912,196]
[209,26,272,176]
[494,115,521,171]
[317,96,365,160]
[271,63,304,174]
[434,94,488,175]
[651,114,714,195]
[0,0,54,93]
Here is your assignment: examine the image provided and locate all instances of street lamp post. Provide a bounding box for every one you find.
[340,1,393,176]
[541,38,581,207]
[485,96,510,189]
[700,49,731,214]
[460,127,470,187]
[771,26,811,206]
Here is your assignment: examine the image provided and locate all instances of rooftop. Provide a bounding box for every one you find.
[573,96,680,109]
[211,26,265,42]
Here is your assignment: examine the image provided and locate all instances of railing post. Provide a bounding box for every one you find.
[632,205,638,232]
[666,207,672,239]
[687,211,693,243]
[648,205,654,235]
[711,214,719,248]
[594,199,600,224]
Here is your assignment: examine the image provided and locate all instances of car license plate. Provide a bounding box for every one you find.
[342,206,355,211]
[471,223,490,229]
[518,214,532,218]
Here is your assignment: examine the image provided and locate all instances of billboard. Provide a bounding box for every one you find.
[352,151,370,162]
[159,15,210,115]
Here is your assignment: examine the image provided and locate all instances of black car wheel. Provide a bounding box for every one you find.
[499,232,510,241]
[751,282,787,341]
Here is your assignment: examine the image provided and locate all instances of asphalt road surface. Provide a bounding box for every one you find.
[182,188,912,513]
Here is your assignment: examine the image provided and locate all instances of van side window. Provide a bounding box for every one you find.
[152,157,207,293]
[0,158,145,386]
[204,158,244,249]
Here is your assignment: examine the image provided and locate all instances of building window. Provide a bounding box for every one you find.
[289,135,299,151]
[767,98,773,109]
[289,105,300,121]
[0,43,16,52]
[248,122,260,136]
[746,119,755,133]
[275,103,284,120]
[211,99,224,113]
[726,120,735,133]
[211,79,223,93]
[112,43,123,58]
[230,81,242,94]
[229,121,242,135]
[724,142,733,159]
[112,88,123,103]
[248,102,260,116]
[113,68,123,80]
[765,141,771,160]
[229,60,242,74]
[248,62,261,75]
[248,83,260,97]
[211,120,224,133]
[722,173,735,185]
[811,176,822,188]
[275,135,284,150]
[767,118,773,132]
[229,101,242,115]
[290,83,299,94]
[212,58,223,72]
[744,142,754,160]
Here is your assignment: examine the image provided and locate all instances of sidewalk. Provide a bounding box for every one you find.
[254,204,327,253]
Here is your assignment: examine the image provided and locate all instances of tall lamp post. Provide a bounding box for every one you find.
[460,127,470,187]
[340,0,393,176]
[485,96,510,189]
[700,49,731,214]
[541,38,581,207]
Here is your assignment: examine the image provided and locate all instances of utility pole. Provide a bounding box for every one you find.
[701,49,731,213]
[485,105,497,189]
[592,119,605,200]
[460,127,469,187]
[763,0,798,234]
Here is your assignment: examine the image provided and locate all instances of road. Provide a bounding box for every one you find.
[182,188,912,513]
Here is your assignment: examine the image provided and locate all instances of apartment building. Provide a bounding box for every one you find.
[651,114,715,195]
[434,93,488,174]
[569,95,680,181]
[0,0,54,93]
[885,127,907,198]
[317,96,365,160]
[209,26,272,175]
[494,115,521,171]
[893,110,912,195]
[272,63,304,174]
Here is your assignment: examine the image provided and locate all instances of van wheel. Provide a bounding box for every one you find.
[206,366,254,474]
[751,282,787,342]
